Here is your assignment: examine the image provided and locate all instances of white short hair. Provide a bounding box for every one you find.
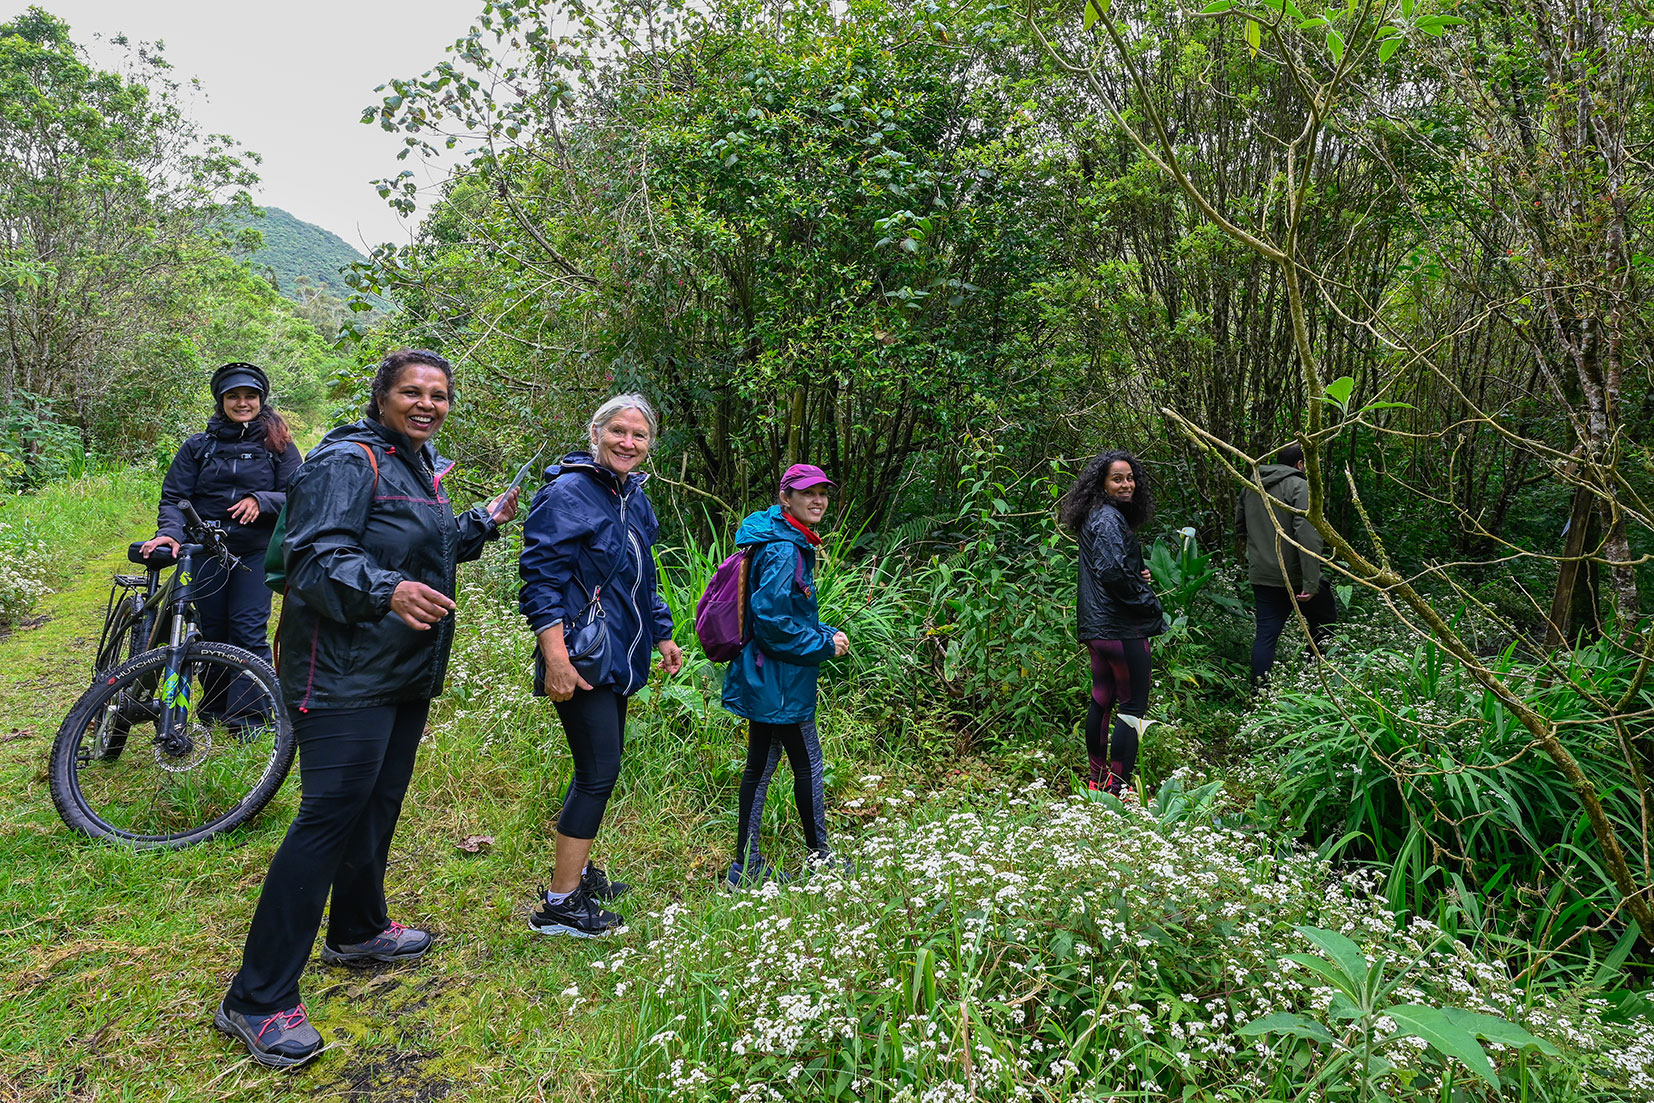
[589,393,658,441]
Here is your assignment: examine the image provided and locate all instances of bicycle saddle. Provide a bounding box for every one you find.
[128,542,178,568]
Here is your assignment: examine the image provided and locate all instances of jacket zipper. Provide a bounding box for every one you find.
[616,487,647,695]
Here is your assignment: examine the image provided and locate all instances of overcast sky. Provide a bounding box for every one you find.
[12,0,480,251]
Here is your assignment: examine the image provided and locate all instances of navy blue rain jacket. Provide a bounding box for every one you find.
[720,506,839,724]
[519,452,674,697]
[157,415,301,554]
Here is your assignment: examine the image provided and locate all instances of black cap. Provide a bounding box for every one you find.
[211,362,269,399]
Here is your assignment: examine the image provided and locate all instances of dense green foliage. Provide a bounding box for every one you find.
[232,205,367,302]
[0,9,347,481]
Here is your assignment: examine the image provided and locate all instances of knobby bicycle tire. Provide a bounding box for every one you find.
[49,641,296,847]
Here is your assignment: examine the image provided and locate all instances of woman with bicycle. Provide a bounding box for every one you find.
[215,349,519,1069]
[140,363,300,728]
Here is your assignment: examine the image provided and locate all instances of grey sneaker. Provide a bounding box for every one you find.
[214,1001,323,1068]
[320,921,432,965]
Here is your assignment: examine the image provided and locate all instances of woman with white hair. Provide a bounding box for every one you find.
[518,394,684,936]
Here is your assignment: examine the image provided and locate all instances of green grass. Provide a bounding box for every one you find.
[1,471,1647,1102]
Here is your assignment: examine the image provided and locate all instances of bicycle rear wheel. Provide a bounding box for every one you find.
[49,641,296,846]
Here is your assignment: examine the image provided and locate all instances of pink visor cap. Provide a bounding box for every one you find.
[779,463,836,493]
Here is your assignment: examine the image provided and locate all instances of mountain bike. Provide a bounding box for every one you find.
[48,502,296,847]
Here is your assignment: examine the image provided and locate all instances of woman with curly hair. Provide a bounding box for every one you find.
[1059,450,1165,795]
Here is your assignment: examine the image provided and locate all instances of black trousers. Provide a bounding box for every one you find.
[194,550,274,719]
[224,700,429,1015]
[734,720,828,872]
[1251,584,1338,687]
[554,688,629,841]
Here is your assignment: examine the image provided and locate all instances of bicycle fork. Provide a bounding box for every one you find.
[154,610,197,757]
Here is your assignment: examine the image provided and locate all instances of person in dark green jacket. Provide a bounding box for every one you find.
[1236,442,1336,688]
[721,463,848,889]
[215,349,520,1069]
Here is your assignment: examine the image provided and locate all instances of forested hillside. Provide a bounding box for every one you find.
[233,205,366,303]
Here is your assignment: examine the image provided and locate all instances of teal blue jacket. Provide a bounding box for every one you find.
[720,506,839,723]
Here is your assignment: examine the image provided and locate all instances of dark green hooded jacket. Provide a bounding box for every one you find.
[1236,463,1324,595]
[277,418,498,711]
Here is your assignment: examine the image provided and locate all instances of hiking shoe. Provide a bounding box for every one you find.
[320,921,432,965]
[213,1001,323,1069]
[529,886,623,938]
[723,859,788,893]
[581,862,630,902]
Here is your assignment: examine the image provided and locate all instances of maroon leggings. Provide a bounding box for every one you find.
[1084,638,1153,791]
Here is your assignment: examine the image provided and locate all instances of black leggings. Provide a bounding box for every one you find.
[1084,638,1153,789]
[225,700,429,1015]
[554,688,629,840]
[735,720,828,871]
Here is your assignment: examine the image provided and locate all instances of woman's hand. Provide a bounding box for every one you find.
[227,496,261,525]
[489,486,520,525]
[832,631,850,657]
[139,535,180,557]
[1140,568,1153,583]
[538,625,592,701]
[391,580,457,630]
[656,639,684,676]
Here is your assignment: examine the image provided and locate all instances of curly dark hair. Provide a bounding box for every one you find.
[365,349,455,420]
[1059,450,1154,533]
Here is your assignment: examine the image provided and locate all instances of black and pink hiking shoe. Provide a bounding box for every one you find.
[214,1001,323,1068]
[320,921,433,966]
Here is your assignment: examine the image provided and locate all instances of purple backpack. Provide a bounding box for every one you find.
[695,542,804,662]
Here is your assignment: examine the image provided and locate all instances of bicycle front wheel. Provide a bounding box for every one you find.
[49,641,296,846]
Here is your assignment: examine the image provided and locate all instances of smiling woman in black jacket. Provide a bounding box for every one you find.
[1059,450,1165,796]
[214,349,519,1070]
[139,363,300,725]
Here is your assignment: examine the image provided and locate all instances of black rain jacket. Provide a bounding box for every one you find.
[157,415,301,553]
[277,418,498,711]
[1076,503,1166,641]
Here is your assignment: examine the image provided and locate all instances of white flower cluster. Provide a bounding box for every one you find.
[593,780,1648,1101]
[0,520,49,626]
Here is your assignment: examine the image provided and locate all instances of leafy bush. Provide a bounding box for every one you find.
[0,391,87,491]
[588,776,1647,1101]
[1244,615,1653,977]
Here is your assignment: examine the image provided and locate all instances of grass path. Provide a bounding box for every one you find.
[0,487,647,1102]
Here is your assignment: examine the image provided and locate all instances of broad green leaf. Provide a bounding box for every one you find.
[1282,953,1361,1000]
[1246,18,1261,53]
[1200,0,1235,11]
[1358,400,1414,411]
[1294,925,1370,989]
[1383,1005,1501,1091]
[1323,376,1355,410]
[1327,27,1346,62]
[1084,0,1109,29]
[1401,0,1414,16]
[1238,1011,1338,1044]
[1438,1008,1560,1056]
[1379,37,1402,60]
[1298,16,1328,28]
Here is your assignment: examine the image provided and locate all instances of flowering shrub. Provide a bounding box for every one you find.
[0,519,49,626]
[588,776,1647,1102]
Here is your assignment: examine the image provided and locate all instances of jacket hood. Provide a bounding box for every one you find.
[735,504,811,549]
[1259,464,1305,494]
[545,450,649,497]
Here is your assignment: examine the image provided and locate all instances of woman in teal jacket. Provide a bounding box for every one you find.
[721,463,849,888]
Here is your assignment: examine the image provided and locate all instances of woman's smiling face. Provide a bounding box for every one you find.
[592,407,652,476]
[379,364,451,446]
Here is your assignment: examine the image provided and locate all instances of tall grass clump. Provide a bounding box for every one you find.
[586,775,1648,1102]
[1244,614,1653,979]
